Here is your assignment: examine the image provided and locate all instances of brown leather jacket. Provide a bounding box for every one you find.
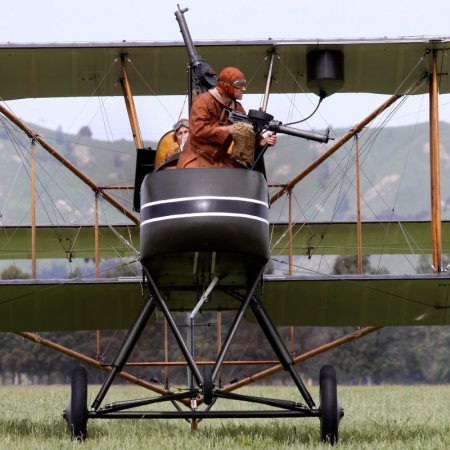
[177,90,246,168]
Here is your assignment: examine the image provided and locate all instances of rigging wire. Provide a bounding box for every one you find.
[96,197,141,277]
[0,119,73,253]
[96,95,115,144]
[277,58,338,139]
[1,117,137,278]
[0,120,24,221]
[373,95,427,273]
[64,59,119,136]
[126,58,178,123]
[352,78,431,267]
[268,45,433,275]
[274,93,428,274]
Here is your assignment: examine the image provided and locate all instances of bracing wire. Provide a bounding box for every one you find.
[0,114,137,278]
[268,50,433,276]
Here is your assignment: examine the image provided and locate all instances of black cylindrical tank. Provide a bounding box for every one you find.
[307,49,344,97]
[140,168,269,273]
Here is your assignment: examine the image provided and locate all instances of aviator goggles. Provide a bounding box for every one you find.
[222,79,247,89]
[173,119,189,132]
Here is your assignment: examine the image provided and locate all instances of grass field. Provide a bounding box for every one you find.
[0,384,449,449]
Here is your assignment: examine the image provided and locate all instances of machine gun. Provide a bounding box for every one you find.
[175,6,217,95]
[227,109,332,170]
[228,109,331,144]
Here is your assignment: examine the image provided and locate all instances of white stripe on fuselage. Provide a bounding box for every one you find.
[141,195,268,210]
[140,212,269,227]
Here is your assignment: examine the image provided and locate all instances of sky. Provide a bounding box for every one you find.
[1,0,450,141]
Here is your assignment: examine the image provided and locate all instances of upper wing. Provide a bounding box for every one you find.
[1,37,449,100]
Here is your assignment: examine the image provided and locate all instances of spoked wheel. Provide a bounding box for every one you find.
[319,365,343,445]
[63,366,88,440]
[202,365,214,405]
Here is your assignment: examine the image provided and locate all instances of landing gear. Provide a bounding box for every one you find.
[319,365,343,445]
[64,366,88,440]
[61,289,344,446]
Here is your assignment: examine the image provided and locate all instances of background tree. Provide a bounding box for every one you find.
[1,265,30,280]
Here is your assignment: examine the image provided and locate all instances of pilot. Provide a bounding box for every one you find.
[173,118,189,151]
[154,118,189,170]
[176,66,276,169]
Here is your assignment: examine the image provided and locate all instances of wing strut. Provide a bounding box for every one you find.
[18,332,170,396]
[119,55,144,150]
[261,50,277,113]
[429,49,442,271]
[355,133,363,273]
[31,139,37,278]
[251,50,277,173]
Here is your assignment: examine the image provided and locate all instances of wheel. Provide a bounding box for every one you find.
[202,365,214,405]
[63,366,88,440]
[319,365,343,445]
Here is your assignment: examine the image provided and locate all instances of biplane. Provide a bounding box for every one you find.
[0,4,449,445]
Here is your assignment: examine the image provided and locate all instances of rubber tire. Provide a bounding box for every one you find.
[203,365,214,405]
[64,366,88,440]
[319,365,340,445]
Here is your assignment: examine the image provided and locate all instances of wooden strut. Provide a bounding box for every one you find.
[429,49,442,271]
[120,55,144,150]
[220,326,382,394]
[355,134,363,274]
[0,104,139,225]
[31,139,37,279]
[288,189,293,275]
[270,95,401,205]
[94,193,101,359]
[17,332,171,396]
[100,185,134,190]
[18,326,381,408]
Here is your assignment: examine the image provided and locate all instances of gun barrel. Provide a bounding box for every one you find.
[271,123,331,143]
[175,7,202,66]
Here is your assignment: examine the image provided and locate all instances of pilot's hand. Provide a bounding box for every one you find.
[260,133,277,146]
[223,124,235,134]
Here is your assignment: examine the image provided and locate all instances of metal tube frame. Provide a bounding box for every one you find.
[87,260,322,421]
[88,263,319,423]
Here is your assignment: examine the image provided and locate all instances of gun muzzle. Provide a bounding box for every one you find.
[175,7,200,66]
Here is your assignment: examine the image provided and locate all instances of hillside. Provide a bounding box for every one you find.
[1,120,450,225]
[267,121,450,223]
[0,123,146,225]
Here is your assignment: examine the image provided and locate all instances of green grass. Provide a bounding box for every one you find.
[0,384,449,449]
